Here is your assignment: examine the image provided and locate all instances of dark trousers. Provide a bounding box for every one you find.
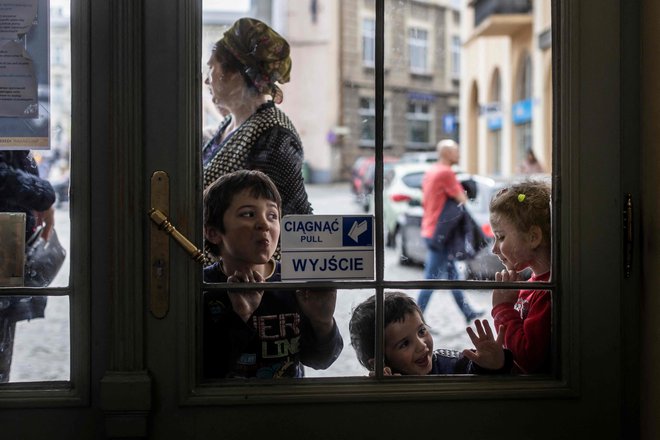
[0,317,16,383]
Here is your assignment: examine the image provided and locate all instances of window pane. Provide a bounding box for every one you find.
[201,1,376,380]
[451,35,461,78]
[359,97,376,143]
[1,295,70,382]
[381,0,554,378]
[362,17,375,67]
[408,28,428,72]
[304,289,374,378]
[199,0,554,380]
[0,0,71,385]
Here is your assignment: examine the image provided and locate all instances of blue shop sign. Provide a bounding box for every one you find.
[443,114,456,133]
[487,114,502,131]
[512,99,533,125]
[407,91,436,102]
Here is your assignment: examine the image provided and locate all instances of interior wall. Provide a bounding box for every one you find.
[640,0,660,438]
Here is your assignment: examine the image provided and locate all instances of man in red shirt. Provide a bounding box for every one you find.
[418,140,483,322]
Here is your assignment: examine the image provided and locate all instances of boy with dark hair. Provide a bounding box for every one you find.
[349,291,511,375]
[203,170,342,378]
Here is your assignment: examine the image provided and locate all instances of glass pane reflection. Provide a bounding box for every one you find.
[1,295,70,383]
[304,289,373,378]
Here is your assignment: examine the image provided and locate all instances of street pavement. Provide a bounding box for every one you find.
[12,204,71,382]
[9,183,495,382]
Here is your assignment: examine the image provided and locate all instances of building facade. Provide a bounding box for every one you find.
[283,0,462,183]
[459,0,552,175]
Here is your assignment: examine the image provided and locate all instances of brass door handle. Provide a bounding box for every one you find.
[148,171,205,318]
[148,208,205,264]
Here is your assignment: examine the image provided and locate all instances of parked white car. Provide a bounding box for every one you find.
[380,162,433,247]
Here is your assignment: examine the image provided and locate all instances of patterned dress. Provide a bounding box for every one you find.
[203,101,312,218]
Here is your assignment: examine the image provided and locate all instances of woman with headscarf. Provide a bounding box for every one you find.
[203,17,312,219]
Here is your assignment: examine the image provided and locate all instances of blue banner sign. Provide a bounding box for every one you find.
[512,99,533,125]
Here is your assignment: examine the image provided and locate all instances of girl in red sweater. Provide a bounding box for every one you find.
[488,180,552,373]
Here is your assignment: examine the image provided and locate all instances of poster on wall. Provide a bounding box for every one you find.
[0,0,49,150]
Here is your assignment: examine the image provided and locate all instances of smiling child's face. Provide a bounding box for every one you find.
[384,311,434,375]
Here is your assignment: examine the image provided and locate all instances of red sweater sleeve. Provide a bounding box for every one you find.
[491,289,551,373]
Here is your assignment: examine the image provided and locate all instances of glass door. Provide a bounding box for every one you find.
[0,0,640,438]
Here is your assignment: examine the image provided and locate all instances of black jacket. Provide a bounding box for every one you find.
[429,198,487,260]
[0,151,54,321]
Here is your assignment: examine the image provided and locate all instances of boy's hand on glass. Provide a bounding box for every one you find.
[462,319,506,370]
[296,289,337,338]
[227,269,265,322]
[492,269,520,306]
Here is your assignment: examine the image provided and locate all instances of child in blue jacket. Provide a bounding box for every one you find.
[349,291,511,375]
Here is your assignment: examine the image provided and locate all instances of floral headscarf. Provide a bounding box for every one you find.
[216,17,292,104]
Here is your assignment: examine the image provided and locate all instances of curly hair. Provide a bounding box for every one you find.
[349,291,426,370]
[489,179,551,247]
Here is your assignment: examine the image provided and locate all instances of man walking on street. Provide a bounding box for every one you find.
[417,139,483,323]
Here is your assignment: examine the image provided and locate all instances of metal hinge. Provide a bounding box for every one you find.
[623,193,633,278]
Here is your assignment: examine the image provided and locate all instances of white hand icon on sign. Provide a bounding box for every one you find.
[348,220,368,243]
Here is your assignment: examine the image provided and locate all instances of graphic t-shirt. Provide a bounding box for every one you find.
[202,261,342,378]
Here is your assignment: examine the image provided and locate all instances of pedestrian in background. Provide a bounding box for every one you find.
[0,150,56,382]
[519,148,544,174]
[417,140,483,323]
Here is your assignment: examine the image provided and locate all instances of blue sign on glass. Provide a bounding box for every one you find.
[512,99,533,125]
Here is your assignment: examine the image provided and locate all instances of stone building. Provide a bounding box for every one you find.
[459,0,552,175]
[283,0,462,182]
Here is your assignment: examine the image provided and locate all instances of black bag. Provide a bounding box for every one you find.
[429,199,487,260]
[24,227,67,287]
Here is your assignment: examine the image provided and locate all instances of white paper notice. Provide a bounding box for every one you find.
[0,39,37,117]
[0,0,38,39]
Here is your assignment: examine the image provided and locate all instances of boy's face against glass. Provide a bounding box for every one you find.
[489,213,535,273]
[219,189,280,267]
[384,311,433,375]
